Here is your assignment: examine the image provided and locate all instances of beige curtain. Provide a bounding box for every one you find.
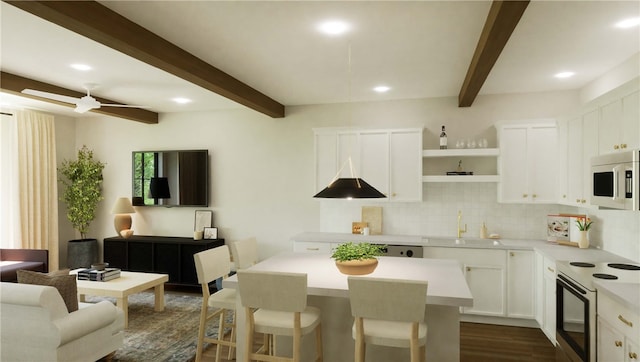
[16,110,59,271]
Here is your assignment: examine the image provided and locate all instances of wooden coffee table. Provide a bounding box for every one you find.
[73,270,169,328]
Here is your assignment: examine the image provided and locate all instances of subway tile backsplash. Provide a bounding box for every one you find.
[320,183,640,262]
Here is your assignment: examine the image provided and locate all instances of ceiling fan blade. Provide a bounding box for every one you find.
[100,104,151,109]
[22,89,80,105]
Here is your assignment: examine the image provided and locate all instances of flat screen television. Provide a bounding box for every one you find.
[132,149,208,207]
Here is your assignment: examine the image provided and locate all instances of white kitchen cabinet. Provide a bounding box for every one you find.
[497,122,558,204]
[389,130,422,201]
[293,241,335,253]
[314,127,422,202]
[507,250,535,319]
[597,290,640,362]
[314,129,338,194]
[561,110,599,207]
[424,247,506,316]
[535,251,556,344]
[598,318,626,361]
[599,91,640,154]
[557,119,569,204]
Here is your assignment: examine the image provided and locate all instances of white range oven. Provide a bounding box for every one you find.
[556,260,640,361]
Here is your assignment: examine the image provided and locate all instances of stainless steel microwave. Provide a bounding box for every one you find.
[591,150,639,210]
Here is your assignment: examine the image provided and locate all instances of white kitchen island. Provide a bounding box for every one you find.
[223,252,473,362]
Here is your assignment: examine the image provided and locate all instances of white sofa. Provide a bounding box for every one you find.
[0,282,125,362]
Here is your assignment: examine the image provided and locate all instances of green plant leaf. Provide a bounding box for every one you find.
[330,242,385,262]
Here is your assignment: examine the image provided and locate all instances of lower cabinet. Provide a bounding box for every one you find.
[535,251,556,344]
[423,247,535,320]
[597,291,640,362]
[507,250,535,319]
[104,236,225,287]
[424,247,506,316]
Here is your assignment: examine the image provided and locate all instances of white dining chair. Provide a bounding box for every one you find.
[347,276,429,362]
[237,269,323,362]
[193,246,237,362]
[230,237,259,270]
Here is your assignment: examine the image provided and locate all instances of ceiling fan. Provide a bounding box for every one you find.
[21,83,149,113]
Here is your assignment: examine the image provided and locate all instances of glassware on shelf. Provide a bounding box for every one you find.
[455,140,465,149]
[466,139,476,148]
[478,138,488,148]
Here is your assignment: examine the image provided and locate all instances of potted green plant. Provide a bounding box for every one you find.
[331,242,386,275]
[59,145,106,268]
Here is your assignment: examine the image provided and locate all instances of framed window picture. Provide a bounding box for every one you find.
[203,227,218,239]
[194,210,213,232]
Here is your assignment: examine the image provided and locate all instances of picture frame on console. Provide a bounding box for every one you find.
[194,210,213,232]
[203,227,218,239]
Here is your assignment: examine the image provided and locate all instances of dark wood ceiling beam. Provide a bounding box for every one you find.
[458,0,530,107]
[6,0,285,118]
[1,72,159,124]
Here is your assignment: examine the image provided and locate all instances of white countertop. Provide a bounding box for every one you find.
[292,232,633,263]
[223,252,473,307]
[594,281,640,311]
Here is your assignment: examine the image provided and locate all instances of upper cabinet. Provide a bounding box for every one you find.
[598,91,639,154]
[314,127,423,202]
[497,121,558,204]
[561,111,599,207]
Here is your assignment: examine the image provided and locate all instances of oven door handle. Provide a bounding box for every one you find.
[558,274,587,295]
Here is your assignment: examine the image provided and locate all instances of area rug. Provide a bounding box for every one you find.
[87,289,231,362]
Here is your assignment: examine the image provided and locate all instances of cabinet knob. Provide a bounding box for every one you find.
[621,143,627,149]
[581,199,587,204]
[532,194,537,198]
[615,340,623,347]
[523,194,528,198]
[392,192,397,197]
[614,144,620,150]
[562,194,566,198]
[630,352,638,359]
[547,267,555,273]
[466,267,471,272]
[510,252,515,257]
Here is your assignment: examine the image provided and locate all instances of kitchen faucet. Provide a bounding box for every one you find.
[457,210,467,239]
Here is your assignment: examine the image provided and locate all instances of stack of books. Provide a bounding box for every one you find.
[77,267,121,282]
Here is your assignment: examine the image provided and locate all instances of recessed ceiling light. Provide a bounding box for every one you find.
[373,86,391,93]
[70,63,92,71]
[172,97,192,104]
[554,71,575,79]
[615,17,640,29]
[317,20,350,36]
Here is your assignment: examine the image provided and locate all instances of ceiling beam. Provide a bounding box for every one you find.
[1,72,159,124]
[458,0,530,107]
[6,0,285,118]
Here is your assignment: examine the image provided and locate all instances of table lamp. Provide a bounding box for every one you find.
[111,197,135,238]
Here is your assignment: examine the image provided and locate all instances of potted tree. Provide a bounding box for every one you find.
[59,145,106,268]
[331,242,385,275]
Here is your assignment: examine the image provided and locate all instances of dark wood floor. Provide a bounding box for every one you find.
[199,322,556,361]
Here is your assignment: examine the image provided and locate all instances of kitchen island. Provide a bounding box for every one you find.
[223,252,473,362]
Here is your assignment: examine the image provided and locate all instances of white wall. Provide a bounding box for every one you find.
[56,86,639,265]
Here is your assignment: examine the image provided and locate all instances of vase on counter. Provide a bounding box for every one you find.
[578,230,589,249]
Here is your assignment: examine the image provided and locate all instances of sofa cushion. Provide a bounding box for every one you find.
[17,270,78,312]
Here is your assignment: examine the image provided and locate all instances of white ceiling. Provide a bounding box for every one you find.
[1,1,639,119]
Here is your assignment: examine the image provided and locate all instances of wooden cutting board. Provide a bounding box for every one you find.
[361,206,382,235]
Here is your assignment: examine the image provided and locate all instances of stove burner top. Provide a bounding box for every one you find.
[608,263,640,271]
[570,262,595,268]
[593,273,618,280]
